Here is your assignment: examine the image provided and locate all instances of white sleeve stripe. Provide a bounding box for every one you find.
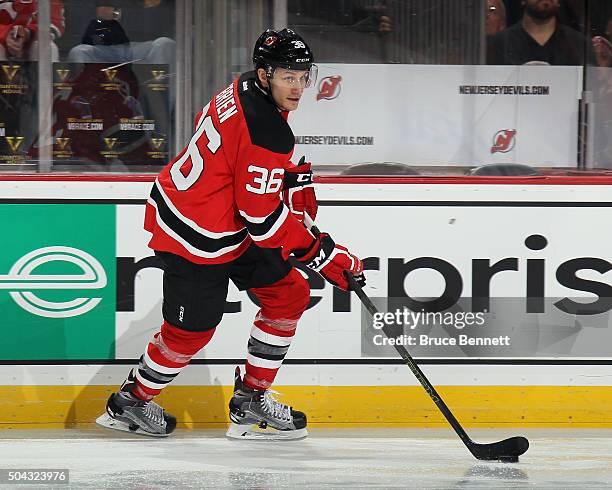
[239,207,279,224]
[238,209,267,224]
[249,206,290,242]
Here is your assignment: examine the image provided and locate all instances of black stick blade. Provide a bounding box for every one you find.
[470,436,529,462]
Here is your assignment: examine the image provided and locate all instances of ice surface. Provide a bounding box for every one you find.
[0,428,610,489]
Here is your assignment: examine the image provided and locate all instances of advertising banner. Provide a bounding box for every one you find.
[292,64,581,167]
[2,185,612,362]
[0,204,116,359]
[0,62,35,165]
[115,201,612,361]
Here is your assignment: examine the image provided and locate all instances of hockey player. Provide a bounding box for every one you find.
[96,28,365,439]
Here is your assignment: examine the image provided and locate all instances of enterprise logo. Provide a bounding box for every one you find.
[0,246,107,318]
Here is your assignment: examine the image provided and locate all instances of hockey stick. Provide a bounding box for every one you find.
[303,214,529,462]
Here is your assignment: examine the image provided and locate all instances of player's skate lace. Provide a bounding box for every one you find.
[261,390,291,421]
[141,399,165,427]
[108,392,170,434]
[227,367,307,436]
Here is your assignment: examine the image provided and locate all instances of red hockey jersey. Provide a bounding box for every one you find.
[144,71,315,264]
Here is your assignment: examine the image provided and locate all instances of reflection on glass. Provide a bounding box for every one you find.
[486,0,507,38]
[46,0,176,171]
[0,0,64,62]
[588,1,612,168]
[0,61,36,169]
[0,1,64,171]
[41,62,170,170]
[2,1,612,176]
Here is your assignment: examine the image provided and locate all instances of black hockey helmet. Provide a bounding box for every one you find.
[253,28,316,82]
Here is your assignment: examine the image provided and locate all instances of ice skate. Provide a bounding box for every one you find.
[96,369,177,437]
[226,367,308,440]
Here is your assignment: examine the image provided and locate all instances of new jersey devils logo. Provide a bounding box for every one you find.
[264,36,277,46]
[491,129,517,154]
[316,76,342,101]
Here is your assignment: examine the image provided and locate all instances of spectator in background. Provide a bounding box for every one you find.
[590,13,612,167]
[487,0,593,65]
[592,16,612,68]
[0,0,65,61]
[67,0,174,65]
[486,0,507,38]
[503,0,583,33]
[593,35,612,68]
[288,1,396,63]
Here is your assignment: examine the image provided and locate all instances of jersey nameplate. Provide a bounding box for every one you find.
[215,84,238,124]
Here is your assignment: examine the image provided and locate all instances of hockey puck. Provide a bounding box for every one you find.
[498,456,519,463]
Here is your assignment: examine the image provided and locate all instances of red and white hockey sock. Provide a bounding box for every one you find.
[243,268,309,390]
[130,321,215,401]
[243,312,297,390]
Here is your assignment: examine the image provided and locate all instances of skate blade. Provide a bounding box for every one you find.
[226,422,308,441]
[95,413,170,438]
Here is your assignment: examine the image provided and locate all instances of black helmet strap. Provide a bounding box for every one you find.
[264,64,275,79]
[254,65,278,106]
